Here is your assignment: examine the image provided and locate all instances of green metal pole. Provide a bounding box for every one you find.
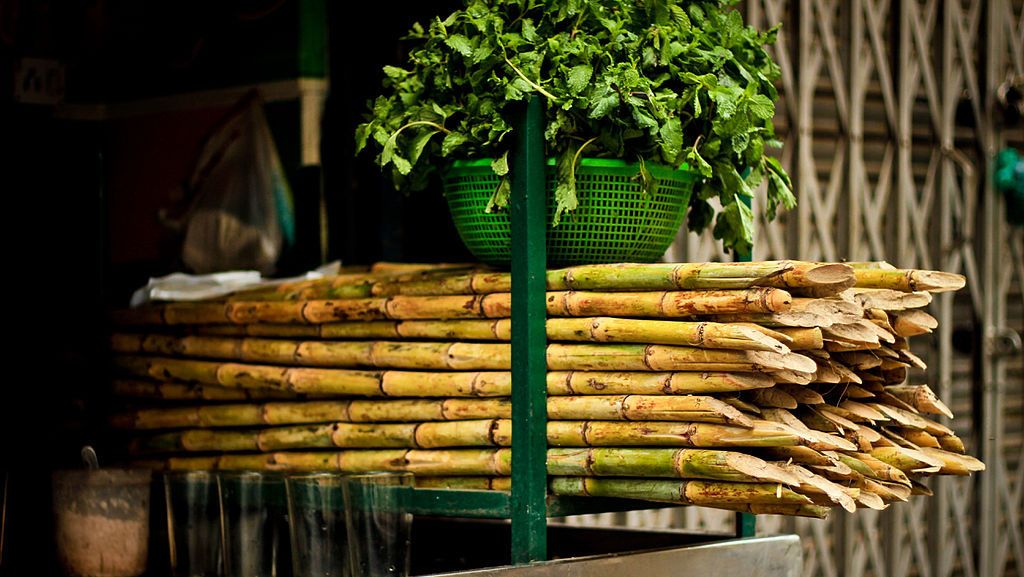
[734,191,757,539]
[510,95,548,564]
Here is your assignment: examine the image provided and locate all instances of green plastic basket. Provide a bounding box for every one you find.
[443,158,696,266]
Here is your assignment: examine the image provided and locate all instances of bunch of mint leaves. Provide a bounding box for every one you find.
[355,0,795,255]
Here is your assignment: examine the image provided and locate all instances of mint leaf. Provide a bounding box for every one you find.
[445,34,473,57]
[491,150,510,176]
[441,132,470,157]
[658,117,683,164]
[567,64,593,94]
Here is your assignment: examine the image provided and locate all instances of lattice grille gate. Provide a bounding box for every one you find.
[575,2,1024,577]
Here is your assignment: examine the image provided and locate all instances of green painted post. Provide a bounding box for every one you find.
[509,95,548,564]
[735,191,757,539]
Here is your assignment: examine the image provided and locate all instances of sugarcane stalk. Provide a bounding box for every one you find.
[918,448,986,475]
[112,379,309,401]
[154,449,512,475]
[847,452,912,486]
[720,396,762,415]
[773,463,857,512]
[889,310,939,337]
[776,384,825,405]
[774,328,824,350]
[546,395,753,427]
[113,355,514,397]
[747,388,798,409]
[117,398,512,429]
[852,269,966,293]
[883,385,954,418]
[545,318,789,352]
[850,289,932,311]
[937,434,966,454]
[548,477,814,506]
[895,429,941,449]
[115,358,777,398]
[546,420,808,448]
[711,502,832,518]
[870,446,944,473]
[114,334,811,373]
[869,404,954,436]
[547,371,775,395]
[545,448,800,485]
[545,262,797,291]
[755,446,836,467]
[862,479,909,503]
[908,479,933,496]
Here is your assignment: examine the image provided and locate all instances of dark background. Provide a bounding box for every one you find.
[0,0,465,572]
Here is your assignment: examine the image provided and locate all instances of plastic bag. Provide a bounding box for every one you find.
[181,94,295,274]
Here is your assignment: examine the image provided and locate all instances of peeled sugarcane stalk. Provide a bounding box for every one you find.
[544,261,833,291]
[752,263,857,297]
[839,400,890,423]
[370,272,511,297]
[546,420,809,448]
[545,396,753,427]
[113,333,813,374]
[546,448,801,485]
[855,491,888,510]
[822,323,880,347]
[113,355,512,397]
[884,385,954,418]
[919,448,986,475]
[117,287,796,327]
[708,502,831,519]
[747,388,798,409]
[710,311,839,328]
[870,404,954,436]
[112,398,513,429]
[852,268,966,293]
[773,462,857,512]
[756,446,837,467]
[547,371,774,395]
[548,477,814,507]
[890,310,939,337]
[776,384,825,405]
[938,434,966,454]
[895,429,941,449]
[721,396,762,414]
[909,479,933,496]
[847,453,912,486]
[897,349,927,370]
[544,289,792,317]
[863,479,910,503]
[870,446,944,473]
[199,317,790,352]
[774,328,824,350]
[547,344,815,373]
[544,318,789,352]
[160,448,513,475]
[112,379,309,401]
[851,289,932,311]
[132,419,512,454]
[115,357,776,398]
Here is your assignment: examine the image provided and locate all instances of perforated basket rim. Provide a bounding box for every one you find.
[445,157,697,183]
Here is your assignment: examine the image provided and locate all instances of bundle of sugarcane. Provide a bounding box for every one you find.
[109,260,979,519]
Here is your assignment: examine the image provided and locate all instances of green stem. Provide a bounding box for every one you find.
[503,56,558,101]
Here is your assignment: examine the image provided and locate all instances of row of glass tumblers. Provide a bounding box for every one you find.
[165,470,413,577]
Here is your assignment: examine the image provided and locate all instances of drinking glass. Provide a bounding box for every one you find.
[218,472,287,577]
[286,473,347,577]
[165,471,221,577]
[341,473,413,577]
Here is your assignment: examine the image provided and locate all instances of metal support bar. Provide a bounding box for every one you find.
[510,95,549,565]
